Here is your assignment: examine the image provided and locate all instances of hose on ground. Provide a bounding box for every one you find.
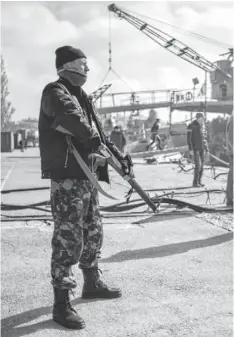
[1,189,225,212]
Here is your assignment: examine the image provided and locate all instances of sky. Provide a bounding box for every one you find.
[1,0,233,122]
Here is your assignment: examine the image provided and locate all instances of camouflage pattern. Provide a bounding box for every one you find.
[50,178,103,289]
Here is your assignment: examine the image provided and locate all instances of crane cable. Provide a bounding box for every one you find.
[99,11,134,91]
[119,6,232,49]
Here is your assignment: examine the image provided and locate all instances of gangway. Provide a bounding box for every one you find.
[95,88,233,115]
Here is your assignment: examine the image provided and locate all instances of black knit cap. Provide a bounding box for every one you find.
[55,46,86,69]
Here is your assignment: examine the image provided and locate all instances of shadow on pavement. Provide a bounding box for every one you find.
[1,297,105,337]
[101,232,233,263]
[132,212,193,225]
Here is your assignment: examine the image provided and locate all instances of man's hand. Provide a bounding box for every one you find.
[189,150,193,159]
[88,153,106,172]
[120,154,134,178]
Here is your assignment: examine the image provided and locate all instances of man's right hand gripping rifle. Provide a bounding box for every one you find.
[89,140,134,179]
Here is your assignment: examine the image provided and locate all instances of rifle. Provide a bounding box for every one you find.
[98,144,157,212]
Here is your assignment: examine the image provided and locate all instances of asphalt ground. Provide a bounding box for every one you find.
[1,148,233,337]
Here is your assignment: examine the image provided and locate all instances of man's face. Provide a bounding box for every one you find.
[63,58,90,77]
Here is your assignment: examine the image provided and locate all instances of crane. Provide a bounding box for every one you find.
[219,48,233,61]
[108,4,232,80]
[90,83,112,103]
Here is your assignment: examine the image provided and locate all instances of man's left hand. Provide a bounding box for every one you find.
[88,153,106,172]
[120,154,134,178]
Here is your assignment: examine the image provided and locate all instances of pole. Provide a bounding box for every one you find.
[168,105,173,148]
[169,105,172,126]
[204,71,208,122]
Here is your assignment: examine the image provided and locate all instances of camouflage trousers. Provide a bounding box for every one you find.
[50,178,103,289]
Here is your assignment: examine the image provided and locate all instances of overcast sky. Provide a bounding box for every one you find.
[1,1,233,122]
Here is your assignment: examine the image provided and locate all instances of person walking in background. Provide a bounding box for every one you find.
[109,125,126,152]
[148,118,162,150]
[226,113,233,206]
[187,112,209,187]
[19,140,24,152]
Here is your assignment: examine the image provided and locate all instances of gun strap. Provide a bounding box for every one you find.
[66,138,116,200]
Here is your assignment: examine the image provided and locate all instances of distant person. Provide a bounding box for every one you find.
[187,112,209,187]
[19,140,24,152]
[226,113,233,206]
[148,118,162,150]
[109,126,126,152]
[24,139,28,150]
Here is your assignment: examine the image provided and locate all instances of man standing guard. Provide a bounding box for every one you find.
[187,112,209,187]
[39,46,133,330]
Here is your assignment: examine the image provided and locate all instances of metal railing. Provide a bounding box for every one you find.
[95,89,174,109]
[95,86,216,109]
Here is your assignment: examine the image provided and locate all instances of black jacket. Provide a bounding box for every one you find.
[151,123,159,135]
[187,119,208,152]
[109,130,126,152]
[39,78,124,182]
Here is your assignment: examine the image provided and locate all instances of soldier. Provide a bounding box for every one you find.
[38,46,133,330]
[187,112,209,187]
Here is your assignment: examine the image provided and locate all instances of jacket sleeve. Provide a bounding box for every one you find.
[41,84,101,151]
[122,133,126,147]
[187,124,192,150]
[109,132,114,143]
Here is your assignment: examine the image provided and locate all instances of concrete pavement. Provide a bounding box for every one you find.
[1,148,233,337]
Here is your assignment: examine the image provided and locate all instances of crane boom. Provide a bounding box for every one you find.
[90,83,112,102]
[108,4,232,79]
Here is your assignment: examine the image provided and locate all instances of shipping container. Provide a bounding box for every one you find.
[1,132,14,152]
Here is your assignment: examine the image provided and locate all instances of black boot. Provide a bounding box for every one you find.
[81,267,122,299]
[53,287,85,329]
[193,169,201,188]
[198,169,205,187]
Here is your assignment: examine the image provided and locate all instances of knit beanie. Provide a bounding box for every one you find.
[55,46,86,69]
[196,112,204,119]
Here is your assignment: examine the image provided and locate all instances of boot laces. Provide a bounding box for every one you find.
[94,268,107,289]
[65,289,77,313]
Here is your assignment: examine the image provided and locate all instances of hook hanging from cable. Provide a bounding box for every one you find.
[99,11,134,91]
